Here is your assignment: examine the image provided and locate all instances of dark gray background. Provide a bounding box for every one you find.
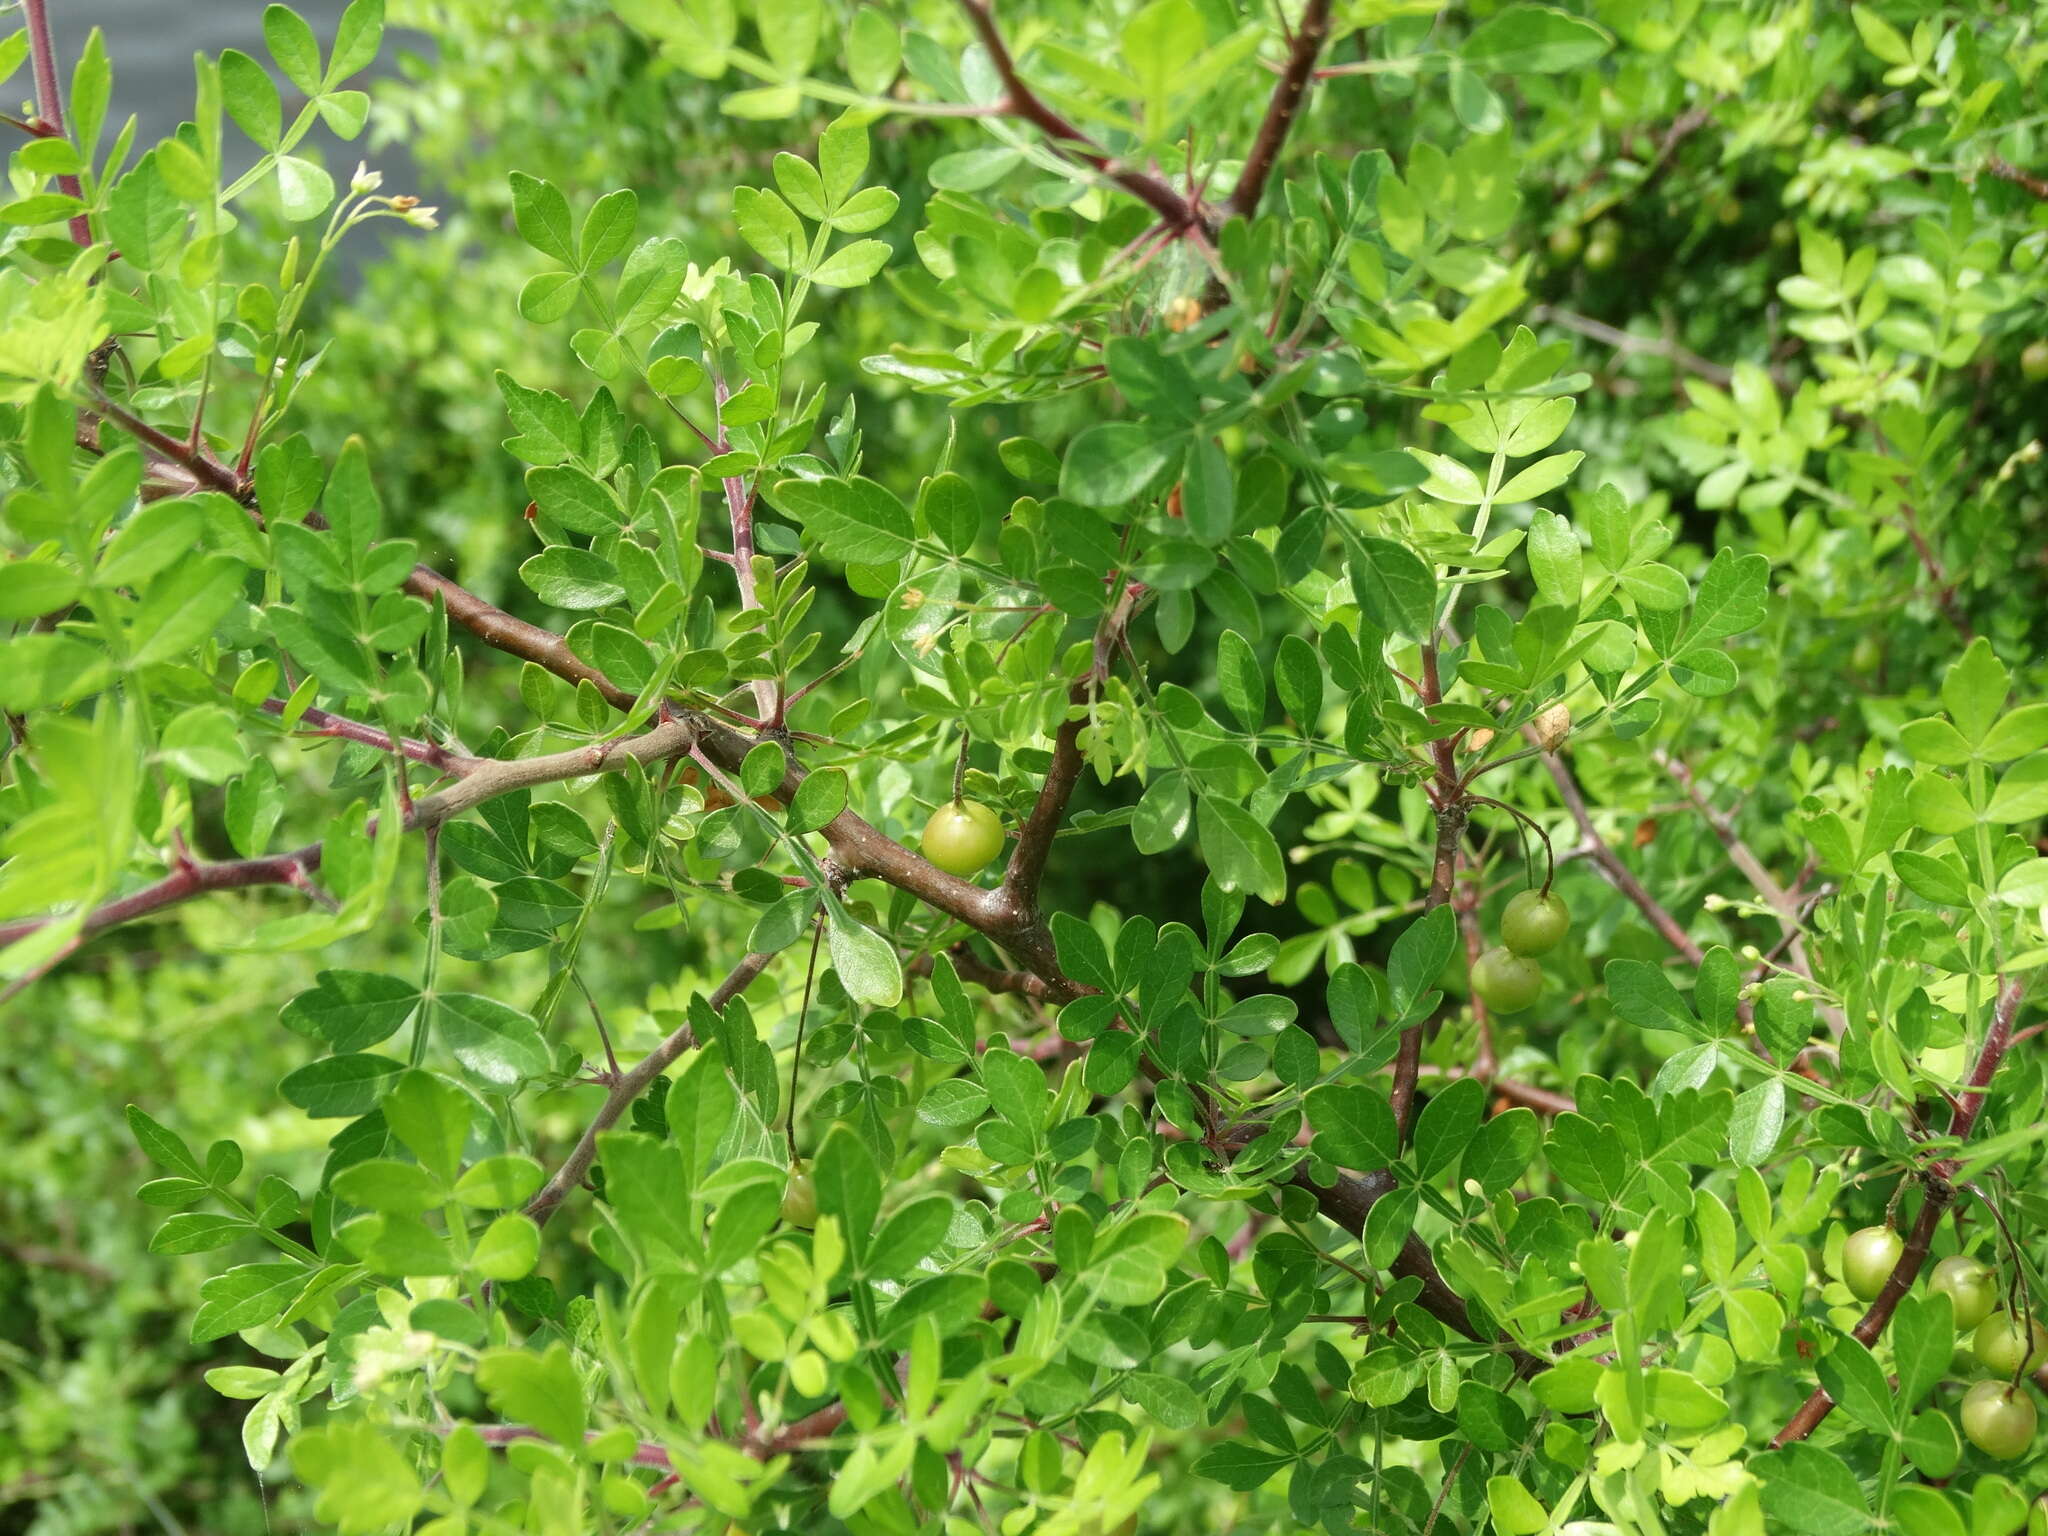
[47,0,428,268]
[51,0,357,144]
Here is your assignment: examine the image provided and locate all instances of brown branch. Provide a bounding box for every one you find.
[910,945,1052,1002]
[524,949,773,1225]
[1985,155,2048,202]
[260,698,470,772]
[21,0,93,248]
[999,582,1147,915]
[1389,642,1466,1146]
[1653,751,1839,1036]
[1542,750,1703,964]
[1296,1165,1544,1376]
[1228,0,1336,220]
[1893,499,1972,640]
[0,718,702,951]
[1773,976,2027,1445]
[953,0,1201,230]
[1526,305,1738,392]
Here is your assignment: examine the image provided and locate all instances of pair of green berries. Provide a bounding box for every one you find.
[1470,890,1571,1013]
[1843,1228,2042,1459]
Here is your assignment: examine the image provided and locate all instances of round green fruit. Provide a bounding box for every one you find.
[1930,1256,1998,1331]
[781,1164,817,1228]
[1471,946,1543,1013]
[1582,237,1617,272]
[1842,1225,1904,1301]
[1501,890,1571,957]
[1974,1313,2048,1375]
[1547,224,1582,261]
[1961,1380,2037,1460]
[921,798,1004,876]
[2023,340,2048,382]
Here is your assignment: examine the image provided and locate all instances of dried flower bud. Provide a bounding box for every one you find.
[1464,727,1494,754]
[1163,295,1203,332]
[1533,703,1570,752]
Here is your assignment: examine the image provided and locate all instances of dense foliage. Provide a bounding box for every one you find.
[3,1,2047,1532]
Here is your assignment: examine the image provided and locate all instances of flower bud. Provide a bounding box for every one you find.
[350,161,383,194]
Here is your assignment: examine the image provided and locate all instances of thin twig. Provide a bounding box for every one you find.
[1228,0,1336,220]
[21,0,93,247]
[953,0,1200,230]
[998,581,1148,915]
[1985,155,2048,202]
[0,719,704,952]
[524,950,774,1225]
[1772,977,2028,1444]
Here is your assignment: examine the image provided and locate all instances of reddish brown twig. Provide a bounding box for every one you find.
[523,949,774,1225]
[1772,977,2027,1445]
[1985,155,2048,202]
[953,0,1201,230]
[22,0,93,248]
[1228,0,1336,220]
[999,582,1147,915]
[1542,750,1702,964]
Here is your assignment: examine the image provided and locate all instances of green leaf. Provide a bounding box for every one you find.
[476,1343,586,1450]
[192,1262,304,1342]
[733,185,806,269]
[331,1158,446,1215]
[275,154,335,221]
[326,0,386,83]
[813,1123,882,1264]
[578,188,638,271]
[220,50,282,148]
[1060,424,1181,510]
[0,560,81,621]
[1940,637,2008,745]
[866,1195,952,1279]
[380,1069,471,1182]
[436,995,551,1087]
[599,1131,694,1257]
[1728,1080,1784,1167]
[1462,5,1613,73]
[281,970,420,1052]
[105,153,185,271]
[828,910,902,1007]
[131,554,244,666]
[521,547,626,610]
[1305,1081,1395,1170]
[1215,631,1263,733]
[1387,905,1455,1021]
[1195,797,1285,905]
[279,1053,403,1118]
[769,476,916,565]
[454,1155,546,1209]
[1604,958,1704,1039]
[128,1105,205,1179]
[1526,510,1582,611]
[810,237,890,288]
[1754,1442,1872,1536]
[1347,537,1435,639]
[472,1213,541,1280]
[510,172,575,264]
